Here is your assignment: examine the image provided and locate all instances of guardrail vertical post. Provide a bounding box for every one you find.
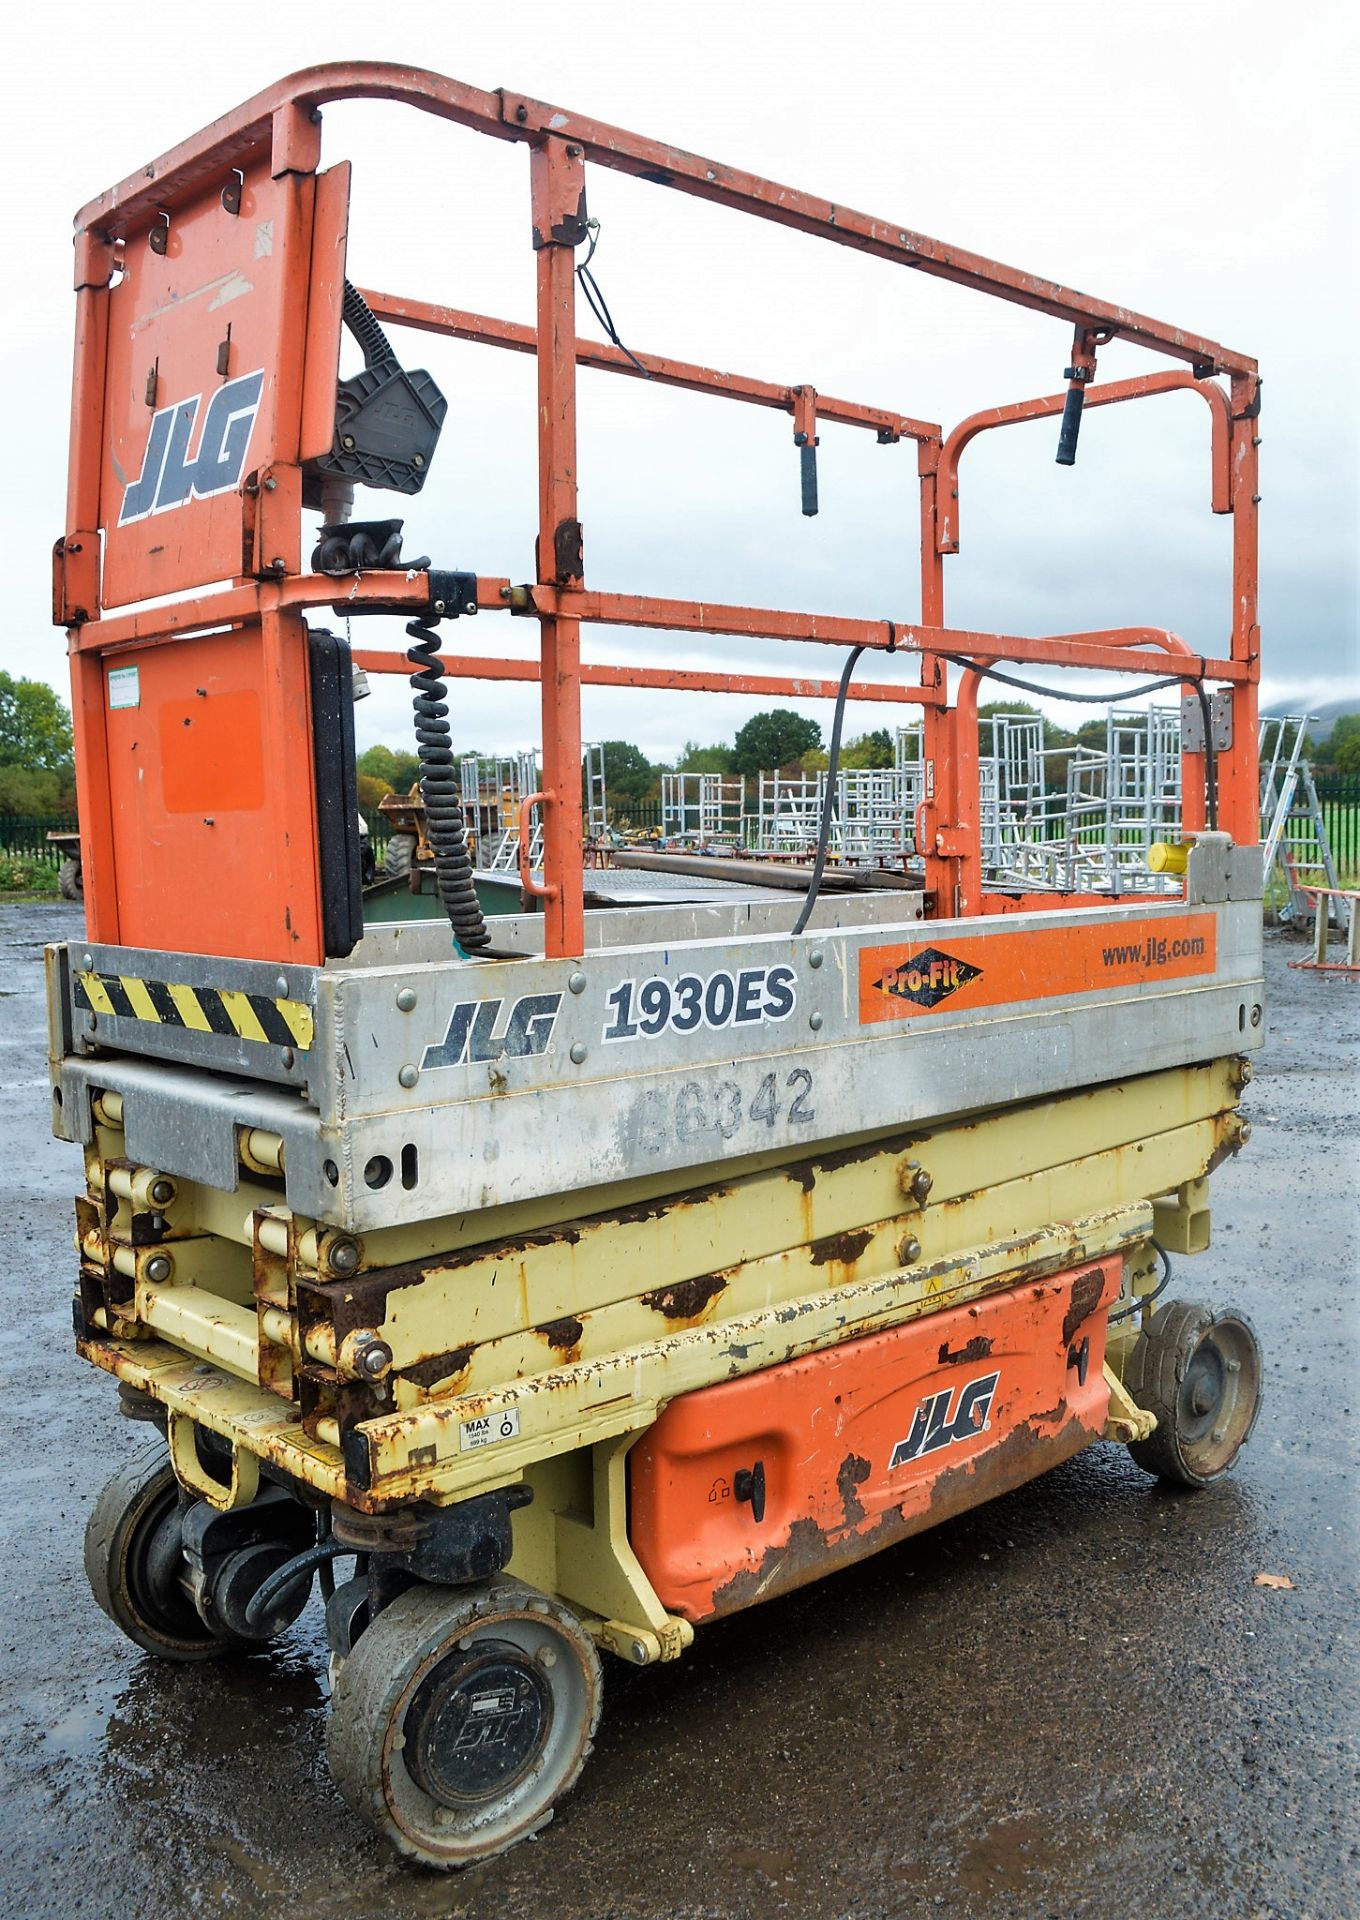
[531,137,587,957]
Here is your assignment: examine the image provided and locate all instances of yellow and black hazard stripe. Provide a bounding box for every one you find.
[73,969,313,1051]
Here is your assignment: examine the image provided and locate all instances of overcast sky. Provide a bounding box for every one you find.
[3,0,1355,762]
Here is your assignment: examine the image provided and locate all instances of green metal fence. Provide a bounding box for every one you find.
[1313,771,1359,883]
[0,815,79,864]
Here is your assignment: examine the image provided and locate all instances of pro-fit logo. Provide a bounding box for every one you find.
[118,369,264,524]
[889,1371,999,1470]
[871,946,982,1011]
[422,993,563,1069]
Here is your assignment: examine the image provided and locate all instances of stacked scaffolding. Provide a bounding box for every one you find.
[1258,715,1340,923]
[584,742,609,844]
[462,715,1330,904]
[927,706,1182,894]
[460,750,543,871]
[753,766,923,864]
[660,773,746,847]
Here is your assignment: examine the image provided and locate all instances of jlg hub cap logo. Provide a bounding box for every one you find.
[871,946,982,1011]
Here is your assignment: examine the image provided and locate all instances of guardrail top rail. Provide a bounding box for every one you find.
[58,62,1260,965]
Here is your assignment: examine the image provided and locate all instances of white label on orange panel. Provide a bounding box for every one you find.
[107,665,140,710]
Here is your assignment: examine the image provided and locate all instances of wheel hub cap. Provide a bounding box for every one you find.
[405,1640,553,1805]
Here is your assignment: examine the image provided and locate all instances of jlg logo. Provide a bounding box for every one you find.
[118,369,264,524]
[422,992,563,1069]
[888,1370,1000,1469]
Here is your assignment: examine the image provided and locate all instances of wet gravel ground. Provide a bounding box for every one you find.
[1,901,1355,1920]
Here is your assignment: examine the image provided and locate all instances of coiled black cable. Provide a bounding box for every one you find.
[407,617,491,951]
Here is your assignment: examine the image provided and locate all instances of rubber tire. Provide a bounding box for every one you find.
[1125,1299,1263,1489]
[327,1577,602,1869]
[84,1438,229,1661]
[58,857,83,900]
[384,833,416,880]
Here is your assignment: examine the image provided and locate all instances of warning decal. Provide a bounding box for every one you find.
[859,913,1217,1023]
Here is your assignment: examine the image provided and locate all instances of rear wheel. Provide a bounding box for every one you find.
[1125,1300,1262,1488]
[84,1439,230,1660]
[384,832,416,879]
[327,1577,602,1868]
[58,857,83,900]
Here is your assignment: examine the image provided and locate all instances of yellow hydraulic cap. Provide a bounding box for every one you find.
[1148,841,1191,874]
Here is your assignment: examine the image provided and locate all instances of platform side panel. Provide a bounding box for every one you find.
[96,617,324,963]
[629,1258,1120,1621]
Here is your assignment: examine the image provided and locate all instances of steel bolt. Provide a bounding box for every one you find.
[396,987,417,1012]
[1226,1358,1241,1374]
[83,953,94,970]
[1211,1427,1226,1444]
[398,1064,419,1088]
[568,972,588,995]
[1239,1059,1254,1085]
[537,1646,558,1669]
[354,1336,393,1381]
[898,1235,922,1264]
[328,1238,361,1277]
[145,1253,173,1283]
[1237,1120,1253,1145]
[630,1639,648,1662]
[275,974,289,997]
[809,1011,824,1031]
[906,1167,933,1205]
[808,950,824,969]
[341,434,356,450]
[281,1048,295,1069]
[149,1178,175,1206]
[569,1041,588,1064]
[1251,1004,1262,1027]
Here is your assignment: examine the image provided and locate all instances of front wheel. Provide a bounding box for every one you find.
[384,832,416,879]
[327,1577,602,1868]
[84,1439,231,1661]
[1125,1300,1263,1488]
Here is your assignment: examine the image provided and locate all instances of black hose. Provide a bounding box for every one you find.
[407,617,491,951]
[1109,1241,1173,1325]
[792,643,867,937]
[1193,680,1220,832]
[243,1539,348,1631]
[342,280,398,372]
[315,1509,336,1605]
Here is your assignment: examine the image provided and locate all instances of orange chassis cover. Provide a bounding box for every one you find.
[630,1257,1121,1622]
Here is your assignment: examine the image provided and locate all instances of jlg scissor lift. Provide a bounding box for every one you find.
[50,65,1265,1867]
